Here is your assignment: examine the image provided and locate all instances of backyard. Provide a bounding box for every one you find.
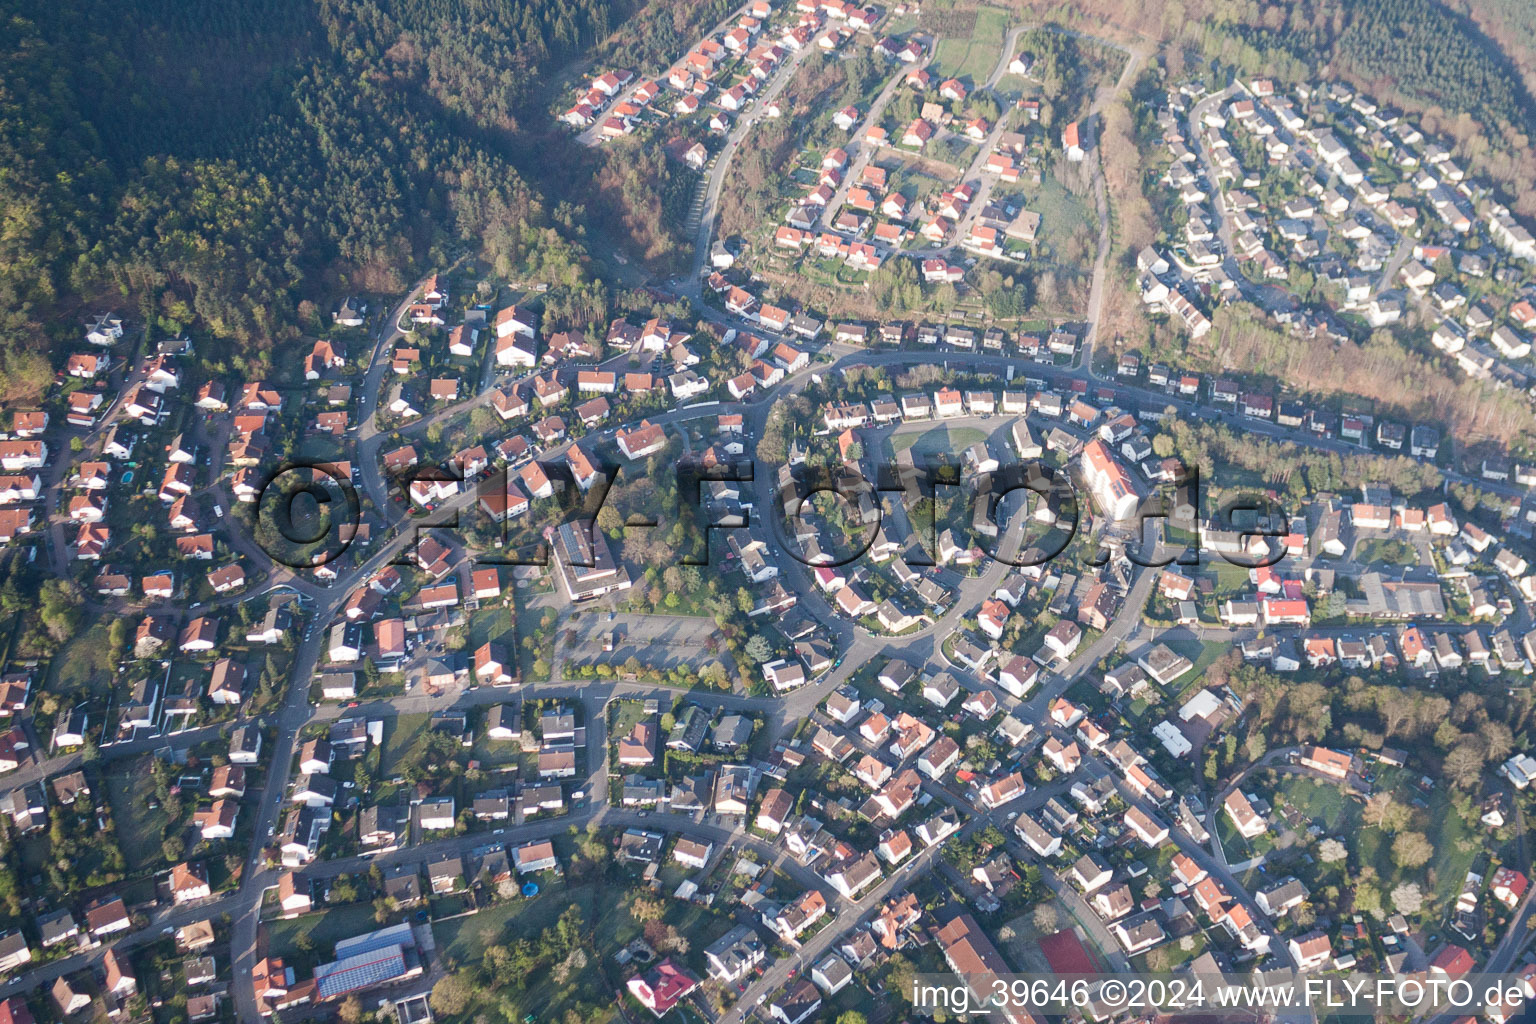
[431,879,737,1024]
[45,615,119,702]
[1227,768,1482,929]
[379,712,433,776]
[467,605,517,653]
[1356,537,1420,567]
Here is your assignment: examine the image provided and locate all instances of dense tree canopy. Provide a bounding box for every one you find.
[0,0,625,399]
[1184,0,1535,198]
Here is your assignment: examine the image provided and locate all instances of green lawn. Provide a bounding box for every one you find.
[1215,810,1270,869]
[468,605,517,651]
[168,661,204,700]
[470,730,525,769]
[1228,775,1357,880]
[1275,776,1354,830]
[355,674,407,701]
[264,901,382,970]
[1134,931,1206,970]
[380,712,432,776]
[888,424,988,459]
[1423,785,1480,911]
[294,434,347,463]
[435,888,582,965]
[1209,559,1252,596]
[1246,767,1478,928]
[1356,537,1418,567]
[1029,172,1095,263]
[1159,634,1229,685]
[45,616,119,702]
[930,6,1009,81]
[609,700,650,755]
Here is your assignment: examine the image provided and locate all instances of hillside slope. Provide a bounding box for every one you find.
[0,0,621,400]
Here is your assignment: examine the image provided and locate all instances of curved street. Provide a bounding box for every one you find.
[10,16,1523,1024]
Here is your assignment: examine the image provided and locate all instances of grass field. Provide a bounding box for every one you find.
[1210,558,1252,596]
[887,152,966,190]
[294,434,347,463]
[1420,782,1480,910]
[1276,776,1354,830]
[1030,172,1095,261]
[1233,768,1479,928]
[45,616,118,701]
[888,424,988,459]
[435,888,580,964]
[470,742,528,777]
[468,605,517,650]
[379,712,431,775]
[930,6,1009,82]
[106,765,172,872]
[264,901,380,970]
[1159,633,1230,685]
[1356,537,1419,566]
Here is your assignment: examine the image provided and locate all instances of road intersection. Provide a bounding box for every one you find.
[13,22,1532,1020]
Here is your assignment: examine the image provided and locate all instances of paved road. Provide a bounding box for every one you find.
[229,592,336,1020]
[115,333,1534,1018]
[572,1,760,148]
[354,274,441,515]
[684,25,826,291]
[984,26,1028,91]
[1375,232,1415,299]
[1184,85,1249,298]
[21,23,1535,1021]
[820,53,934,231]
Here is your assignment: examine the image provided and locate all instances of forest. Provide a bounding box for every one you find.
[1170,0,1536,199]
[1453,0,1536,115]
[1176,308,1536,445]
[0,0,645,403]
[7,0,1536,406]
[1006,0,1536,209]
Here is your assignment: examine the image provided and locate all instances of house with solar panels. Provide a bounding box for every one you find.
[312,923,423,1002]
[1079,439,1142,522]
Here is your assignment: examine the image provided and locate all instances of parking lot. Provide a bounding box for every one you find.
[565,613,721,671]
